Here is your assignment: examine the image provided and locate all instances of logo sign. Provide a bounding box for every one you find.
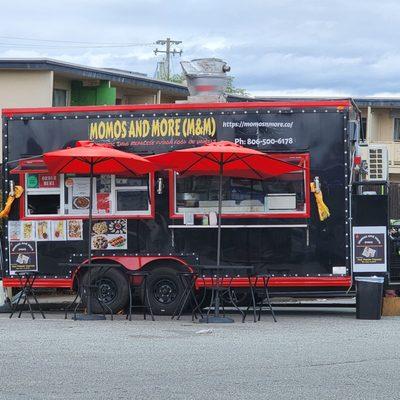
[39,174,59,188]
[27,174,39,189]
[353,226,387,273]
[9,241,38,274]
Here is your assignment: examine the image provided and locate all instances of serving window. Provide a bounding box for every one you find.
[23,171,151,218]
[172,153,310,218]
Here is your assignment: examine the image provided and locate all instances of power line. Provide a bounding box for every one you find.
[0,42,154,49]
[154,37,182,80]
[0,35,155,49]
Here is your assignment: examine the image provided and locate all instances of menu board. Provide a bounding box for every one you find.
[9,241,38,274]
[8,220,77,242]
[91,219,127,250]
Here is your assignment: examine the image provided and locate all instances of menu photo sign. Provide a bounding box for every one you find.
[91,219,127,250]
[9,241,38,274]
[353,226,387,273]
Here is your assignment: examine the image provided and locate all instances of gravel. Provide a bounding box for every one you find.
[0,308,399,400]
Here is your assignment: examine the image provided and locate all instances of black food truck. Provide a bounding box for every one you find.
[1,100,390,314]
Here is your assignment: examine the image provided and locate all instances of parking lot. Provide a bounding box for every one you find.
[0,308,399,399]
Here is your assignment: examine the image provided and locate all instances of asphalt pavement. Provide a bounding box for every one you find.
[0,308,399,400]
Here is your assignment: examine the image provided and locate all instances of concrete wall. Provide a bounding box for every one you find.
[0,70,53,162]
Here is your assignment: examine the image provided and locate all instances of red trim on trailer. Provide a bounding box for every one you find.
[2,275,351,289]
[196,276,352,288]
[3,278,73,288]
[84,255,189,271]
[3,100,352,117]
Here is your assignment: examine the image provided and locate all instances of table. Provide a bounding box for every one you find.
[196,265,257,323]
[9,271,45,319]
[171,271,205,321]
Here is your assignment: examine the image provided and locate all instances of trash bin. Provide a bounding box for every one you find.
[355,276,384,320]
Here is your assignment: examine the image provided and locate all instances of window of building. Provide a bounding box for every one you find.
[361,117,367,141]
[394,118,400,141]
[53,89,68,107]
[173,154,309,218]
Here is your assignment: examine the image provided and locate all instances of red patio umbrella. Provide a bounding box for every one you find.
[148,140,303,264]
[148,141,304,323]
[43,140,156,320]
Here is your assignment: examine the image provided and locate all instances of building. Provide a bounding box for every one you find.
[356,98,400,183]
[0,58,191,163]
[0,58,189,110]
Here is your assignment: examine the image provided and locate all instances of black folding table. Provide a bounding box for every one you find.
[196,265,257,323]
[9,271,45,319]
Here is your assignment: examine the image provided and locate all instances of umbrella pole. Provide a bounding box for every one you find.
[214,162,223,318]
[87,162,94,316]
[75,162,105,320]
[216,161,223,268]
[200,159,234,323]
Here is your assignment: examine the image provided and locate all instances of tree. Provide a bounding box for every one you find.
[225,77,249,96]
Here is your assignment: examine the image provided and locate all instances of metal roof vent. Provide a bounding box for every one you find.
[179,58,231,103]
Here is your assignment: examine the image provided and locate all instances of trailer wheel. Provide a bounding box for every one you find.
[81,267,129,314]
[146,267,184,315]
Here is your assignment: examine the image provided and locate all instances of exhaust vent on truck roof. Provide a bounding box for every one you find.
[179,58,231,103]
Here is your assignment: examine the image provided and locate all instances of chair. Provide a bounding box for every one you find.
[64,266,114,320]
[171,271,204,321]
[9,272,45,320]
[126,271,155,321]
[244,274,277,322]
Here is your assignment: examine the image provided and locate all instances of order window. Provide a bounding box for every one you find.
[25,174,62,216]
[24,172,151,217]
[173,154,308,217]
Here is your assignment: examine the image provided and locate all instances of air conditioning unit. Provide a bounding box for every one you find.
[359,145,389,181]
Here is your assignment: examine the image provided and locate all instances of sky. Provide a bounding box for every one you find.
[1,0,400,97]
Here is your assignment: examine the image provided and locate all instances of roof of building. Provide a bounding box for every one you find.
[0,58,189,96]
[254,96,400,109]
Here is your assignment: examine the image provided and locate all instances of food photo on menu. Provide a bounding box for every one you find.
[51,220,66,241]
[67,219,83,240]
[22,221,35,241]
[36,221,50,241]
[68,177,92,213]
[91,219,127,250]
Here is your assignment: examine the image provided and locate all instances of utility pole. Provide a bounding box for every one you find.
[154,38,182,80]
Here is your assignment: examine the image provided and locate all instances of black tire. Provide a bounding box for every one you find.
[146,267,184,315]
[81,267,129,314]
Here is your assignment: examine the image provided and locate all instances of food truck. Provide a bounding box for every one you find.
[0,99,390,314]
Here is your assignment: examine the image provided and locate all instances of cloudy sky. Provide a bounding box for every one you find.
[1,0,400,97]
